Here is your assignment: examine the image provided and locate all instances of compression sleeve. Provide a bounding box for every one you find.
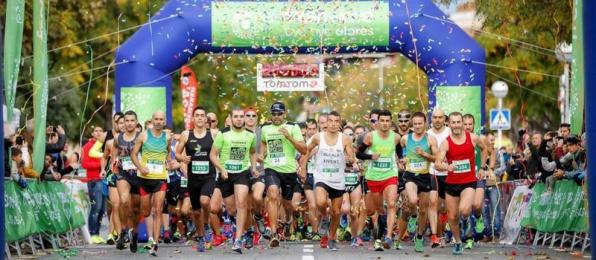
[356,143,373,160]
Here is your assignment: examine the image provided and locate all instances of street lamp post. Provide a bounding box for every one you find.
[491,81,509,148]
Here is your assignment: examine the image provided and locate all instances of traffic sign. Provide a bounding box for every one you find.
[489,108,511,130]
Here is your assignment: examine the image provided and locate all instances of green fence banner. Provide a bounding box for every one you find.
[4,181,86,242]
[3,0,26,121]
[521,180,588,233]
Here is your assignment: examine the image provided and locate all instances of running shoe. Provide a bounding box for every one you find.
[262,228,272,240]
[144,237,155,250]
[393,239,402,250]
[351,237,359,248]
[244,232,254,249]
[116,231,126,250]
[149,243,158,257]
[311,233,321,241]
[373,239,384,251]
[163,230,171,244]
[253,231,262,246]
[383,236,393,250]
[414,236,424,252]
[129,230,138,253]
[464,238,474,249]
[452,242,463,255]
[355,236,364,247]
[320,235,329,248]
[407,216,418,234]
[255,215,267,234]
[212,234,226,247]
[328,239,338,251]
[232,239,243,254]
[197,237,206,252]
[475,216,485,234]
[269,234,280,248]
[106,233,116,245]
[431,234,441,248]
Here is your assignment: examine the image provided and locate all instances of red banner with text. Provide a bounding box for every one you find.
[180,66,198,130]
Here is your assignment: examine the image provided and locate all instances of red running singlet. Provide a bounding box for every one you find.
[445,132,477,184]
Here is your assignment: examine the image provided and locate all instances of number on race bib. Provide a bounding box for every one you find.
[192,161,210,174]
[409,161,428,172]
[372,157,392,170]
[452,159,471,174]
[121,156,136,171]
[345,173,359,185]
[146,159,164,174]
[225,160,243,173]
[180,177,188,188]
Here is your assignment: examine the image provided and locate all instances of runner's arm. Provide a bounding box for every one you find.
[356,133,373,160]
[344,135,355,164]
[258,141,267,163]
[299,134,319,171]
[434,141,449,171]
[100,139,113,176]
[428,135,440,162]
[131,132,147,174]
[175,131,190,163]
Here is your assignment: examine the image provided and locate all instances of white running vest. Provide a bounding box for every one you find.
[314,132,346,190]
[427,127,450,176]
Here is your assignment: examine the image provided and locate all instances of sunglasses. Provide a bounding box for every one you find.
[246,114,257,118]
[398,113,411,119]
[271,112,284,117]
[398,120,409,123]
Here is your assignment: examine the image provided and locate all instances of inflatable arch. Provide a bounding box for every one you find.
[115,0,485,129]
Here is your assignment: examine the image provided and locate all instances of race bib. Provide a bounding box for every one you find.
[146,159,165,174]
[225,160,243,173]
[121,156,136,171]
[409,160,428,172]
[345,172,359,186]
[192,161,210,174]
[307,159,315,174]
[180,176,188,188]
[372,157,392,170]
[452,159,471,174]
[322,167,340,178]
[268,139,286,166]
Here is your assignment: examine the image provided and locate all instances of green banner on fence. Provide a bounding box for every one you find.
[4,181,86,242]
[521,180,588,233]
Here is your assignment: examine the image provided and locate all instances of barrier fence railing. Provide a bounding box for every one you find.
[4,178,590,258]
[4,178,89,259]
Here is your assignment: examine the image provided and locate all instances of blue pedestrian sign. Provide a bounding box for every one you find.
[490,108,511,130]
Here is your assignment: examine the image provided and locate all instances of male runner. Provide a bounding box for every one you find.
[109,111,141,252]
[427,108,450,247]
[244,107,268,245]
[210,108,258,253]
[356,109,401,251]
[300,118,321,241]
[131,111,172,257]
[400,112,440,252]
[301,111,354,251]
[175,106,218,252]
[462,113,488,249]
[435,112,487,255]
[259,101,306,248]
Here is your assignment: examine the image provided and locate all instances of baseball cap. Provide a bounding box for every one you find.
[270,102,286,113]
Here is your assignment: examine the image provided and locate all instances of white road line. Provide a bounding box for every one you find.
[303,248,314,253]
[302,256,315,260]
[303,244,315,260]
[304,244,314,248]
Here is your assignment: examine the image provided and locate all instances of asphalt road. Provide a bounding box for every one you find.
[35,239,585,260]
